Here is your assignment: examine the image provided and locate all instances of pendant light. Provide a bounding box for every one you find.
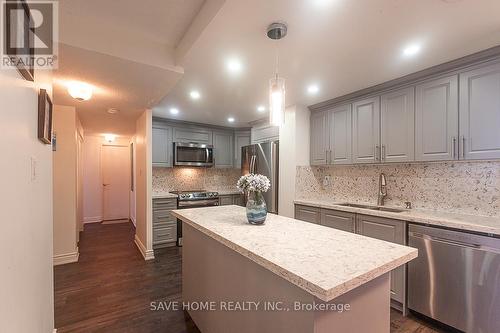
[267,22,287,126]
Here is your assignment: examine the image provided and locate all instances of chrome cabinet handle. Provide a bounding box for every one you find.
[375,145,380,161]
[452,137,456,159]
[461,136,466,159]
[330,148,334,164]
[382,145,386,162]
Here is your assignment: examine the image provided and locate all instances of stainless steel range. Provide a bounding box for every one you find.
[169,190,219,246]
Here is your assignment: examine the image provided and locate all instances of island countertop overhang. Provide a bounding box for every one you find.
[172,205,417,302]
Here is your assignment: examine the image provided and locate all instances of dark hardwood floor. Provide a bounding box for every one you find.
[55,222,448,333]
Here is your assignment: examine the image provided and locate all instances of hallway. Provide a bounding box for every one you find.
[54,223,445,333]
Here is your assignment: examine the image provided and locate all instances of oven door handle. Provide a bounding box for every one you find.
[178,200,219,208]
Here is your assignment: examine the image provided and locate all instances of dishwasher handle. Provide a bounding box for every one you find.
[410,231,500,254]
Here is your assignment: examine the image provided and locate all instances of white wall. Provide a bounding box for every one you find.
[0,69,55,331]
[134,110,154,260]
[53,105,79,265]
[279,105,310,217]
[82,134,132,224]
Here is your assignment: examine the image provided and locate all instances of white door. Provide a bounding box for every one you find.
[380,87,415,163]
[102,145,130,221]
[352,96,380,164]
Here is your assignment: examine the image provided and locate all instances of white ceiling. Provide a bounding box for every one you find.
[153,0,500,127]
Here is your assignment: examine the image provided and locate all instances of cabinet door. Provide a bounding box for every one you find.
[234,131,251,169]
[294,205,321,224]
[173,127,212,144]
[415,75,459,161]
[310,111,329,165]
[213,131,234,168]
[328,104,352,165]
[320,209,355,233]
[460,63,500,160]
[356,215,405,304]
[232,194,243,206]
[380,87,415,163]
[352,97,380,164]
[219,195,233,206]
[152,126,172,167]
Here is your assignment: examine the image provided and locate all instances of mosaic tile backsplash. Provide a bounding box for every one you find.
[296,161,500,217]
[153,167,241,193]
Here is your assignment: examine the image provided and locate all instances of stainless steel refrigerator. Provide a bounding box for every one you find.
[241,141,279,214]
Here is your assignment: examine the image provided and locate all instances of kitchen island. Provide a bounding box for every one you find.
[172,206,417,333]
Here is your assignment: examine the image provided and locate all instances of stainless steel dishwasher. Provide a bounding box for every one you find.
[408,224,500,333]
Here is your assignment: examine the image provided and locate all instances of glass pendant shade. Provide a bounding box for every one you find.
[269,75,285,126]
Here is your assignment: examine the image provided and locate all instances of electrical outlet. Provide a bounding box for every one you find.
[323,175,331,187]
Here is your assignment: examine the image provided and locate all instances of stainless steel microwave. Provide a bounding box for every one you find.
[173,142,214,167]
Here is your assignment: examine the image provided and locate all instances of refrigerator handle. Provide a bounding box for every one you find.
[250,155,256,174]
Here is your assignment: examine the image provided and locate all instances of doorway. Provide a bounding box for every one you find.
[102,145,130,221]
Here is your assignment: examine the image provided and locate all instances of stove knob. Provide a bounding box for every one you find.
[180,194,186,198]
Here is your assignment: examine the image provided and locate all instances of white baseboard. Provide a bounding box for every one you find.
[83,216,102,224]
[134,234,154,261]
[54,329,57,332]
[53,250,79,266]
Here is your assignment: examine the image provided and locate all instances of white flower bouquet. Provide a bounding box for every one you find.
[236,174,271,193]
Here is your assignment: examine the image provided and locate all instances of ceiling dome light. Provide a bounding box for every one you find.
[107,108,119,114]
[190,90,201,100]
[227,59,242,73]
[170,107,179,115]
[403,44,421,57]
[307,84,319,94]
[257,105,266,112]
[104,134,116,143]
[67,81,93,101]
[227,117,235,123]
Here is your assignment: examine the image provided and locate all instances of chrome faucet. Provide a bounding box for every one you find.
[377,173,387,206]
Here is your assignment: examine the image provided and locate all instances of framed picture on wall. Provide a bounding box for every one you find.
[38,89,52,144]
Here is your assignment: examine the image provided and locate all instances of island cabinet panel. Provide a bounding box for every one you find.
[352,97,380,164]
[320,209,356,233]
[152,198,177,248]
[356,214,406,305]
[173,127,212,144]
[459,62,500,160]
[152,126,172,167]
[219,195,234,206]
[232,194,243,206]
[294,205,321,224]
[310,111,329,165]
[415,75,459,161]
[213,130,234,168]
[380,87,415,163]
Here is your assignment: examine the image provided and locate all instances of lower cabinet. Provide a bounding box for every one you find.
[219,194,244,206]
[294,204,408,311]
[153,198,177,249]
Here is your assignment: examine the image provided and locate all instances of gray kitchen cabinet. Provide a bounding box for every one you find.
[356,214,406,306]
[232,194,243,206]
[234,131,251,168]
[310,111,329,165]
[415,75,459,161]
[328,104,352,165]
[213,131,234,168]
[219,194,244,206]
[380,87,415,163]
[251,123,279,144]
[459,62,500,160]
[152,198,177,248]
[320,209,356,233]
[152,126,172,167]
[352,97,380,164]
[173,127,212,144]
[294,204,321,224]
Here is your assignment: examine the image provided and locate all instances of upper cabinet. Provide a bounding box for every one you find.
[152,126,172,167]
[415,75,459,161]
[213,131,234,168]
[234,131,251,168]
[380,87,415,163]
[310,111,329,165]
[352,97,380,164]
[460,63,500,160]
[328,104,352,164]
[173,127,212,145]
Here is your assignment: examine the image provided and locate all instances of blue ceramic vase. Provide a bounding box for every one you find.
[246,191,267,225]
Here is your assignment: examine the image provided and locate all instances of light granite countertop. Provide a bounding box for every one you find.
[294,199,500,236]
[171,206,417,302]
[152,192,178,199]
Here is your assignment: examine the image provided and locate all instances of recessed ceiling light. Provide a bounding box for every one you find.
[170,107,179,115]
[307,84,320,95]
[227,117,235,123]
[107,108,119,114]
[227,59,242,73]
[403,44,421,57]
[190,90,201,99]
[67,81,93,101]
[257,105,266,112]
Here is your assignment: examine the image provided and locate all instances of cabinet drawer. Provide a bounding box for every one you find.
[320,209,356,233]
[219,195,233,206]
[232,194,243,206]
[153,211,176,226]
[153,225,176,244]
[153,198,177,209]
[294,204,321,224]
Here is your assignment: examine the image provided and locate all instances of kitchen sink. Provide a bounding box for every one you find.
[337,203,406,213]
